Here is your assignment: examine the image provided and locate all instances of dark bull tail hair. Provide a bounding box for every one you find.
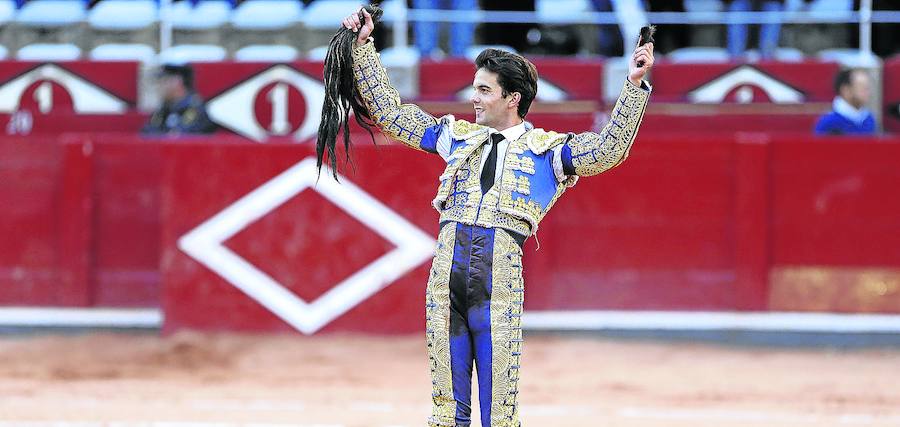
[316,3,384,181]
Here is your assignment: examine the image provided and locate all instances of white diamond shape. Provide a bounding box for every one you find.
[0,63,127,114]
[688,65,804,104]
[206,64,325,142]
[177,157,436,334]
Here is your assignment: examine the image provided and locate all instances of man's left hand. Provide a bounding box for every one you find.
[628,40,655,87]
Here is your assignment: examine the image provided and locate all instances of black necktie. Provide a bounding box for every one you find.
[481,133,504,194]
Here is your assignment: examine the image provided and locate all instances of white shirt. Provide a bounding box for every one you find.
[832,96,872,125]
[435,121,531,184]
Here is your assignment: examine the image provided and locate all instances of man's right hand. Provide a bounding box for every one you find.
[342,8,374,46]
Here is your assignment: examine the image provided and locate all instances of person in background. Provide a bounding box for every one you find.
[590,0,624,57]
[646,0,689,54]
[726,0,785,59]
[815,68,877,135]
[142,63,216,136]
[411,0,477,58]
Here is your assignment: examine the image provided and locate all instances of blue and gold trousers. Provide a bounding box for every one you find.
[426,222,525,427]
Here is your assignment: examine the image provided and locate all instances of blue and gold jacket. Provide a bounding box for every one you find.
[352,41,651,238]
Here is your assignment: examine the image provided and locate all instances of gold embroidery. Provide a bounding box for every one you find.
[426,224,458,426]
[502,175,531,196]
[352,41,438,151]
[508,155,535,175]
[525,129,569,154]
[432,133,489,210]
[567,79,650,177]
[490,229,525,426]
[450,117,489,140]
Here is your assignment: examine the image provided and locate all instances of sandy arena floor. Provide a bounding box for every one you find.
[0,332,898,427]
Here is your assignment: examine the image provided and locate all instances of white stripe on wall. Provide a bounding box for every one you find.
[0,307,162,328]
[1,307,899,333]
[523,310,900,333]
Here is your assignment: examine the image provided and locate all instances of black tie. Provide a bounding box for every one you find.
[481,133,504,194]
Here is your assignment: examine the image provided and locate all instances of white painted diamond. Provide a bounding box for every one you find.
[688,65,804,104]
[0,63,128,114]
[177,157,436,334]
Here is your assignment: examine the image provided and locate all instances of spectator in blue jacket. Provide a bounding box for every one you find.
[726,0,785,60]
[815,68,877,136]
[412,0,477,58]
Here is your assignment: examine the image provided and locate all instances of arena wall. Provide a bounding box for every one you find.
[1,58,899,333]
[2,133,899,333]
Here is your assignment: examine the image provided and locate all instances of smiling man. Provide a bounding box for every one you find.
[344,8,653,427]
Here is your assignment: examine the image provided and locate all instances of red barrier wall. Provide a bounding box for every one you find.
[3,132,899,332]
[0,137,92,305]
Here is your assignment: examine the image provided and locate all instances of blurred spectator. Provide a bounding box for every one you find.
[589,0,624,57]
[871,0,900,58]
[786,0,853,55]
[814,68,876,135]
[142,64,216,136]
[646,0,689,54]
[726,0,785,60]
[480,0,536,54]
[411,0,477,58]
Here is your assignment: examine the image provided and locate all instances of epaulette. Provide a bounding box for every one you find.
[445,115,489,141]
[525,129,571,154]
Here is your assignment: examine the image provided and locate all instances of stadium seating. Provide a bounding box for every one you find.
[159,43,227,63]
[301,0,358,50]
[230,0,303,30]
[87,0,158,51]
[16,0,86,27]
[228,0,304,53]
[88,0,157,31]
[745,47,806,62]
[234,44,299,62]
[16,42,81,61]
[0,0,890,67]
[171,0,231,31]
[666,47,731,63]
[818,48,881,67]
[0,0,14,25]
[89,43,157,64]
[306,45,328,61]
[12,0,87,49]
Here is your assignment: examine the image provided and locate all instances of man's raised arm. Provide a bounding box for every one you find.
[557,39,654,177]
[344,9,439,153]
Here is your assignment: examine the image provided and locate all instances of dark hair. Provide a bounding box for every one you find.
[834,68,862,95]
[161,64,194,90]
[316,3,384,180]
[475,48,538,118]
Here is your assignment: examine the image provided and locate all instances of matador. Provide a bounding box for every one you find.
[343,9,654,427]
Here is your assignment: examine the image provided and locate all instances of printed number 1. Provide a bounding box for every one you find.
[34,81,53,114]
[267,82,290,135]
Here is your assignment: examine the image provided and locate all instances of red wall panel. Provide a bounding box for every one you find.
[86,137,163,306]
[3,132,899,330]
[160,143,444,334]
[0,137,92,305]
[525,136,740,311]
[651,61,840,103]
[770,137,900,266]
